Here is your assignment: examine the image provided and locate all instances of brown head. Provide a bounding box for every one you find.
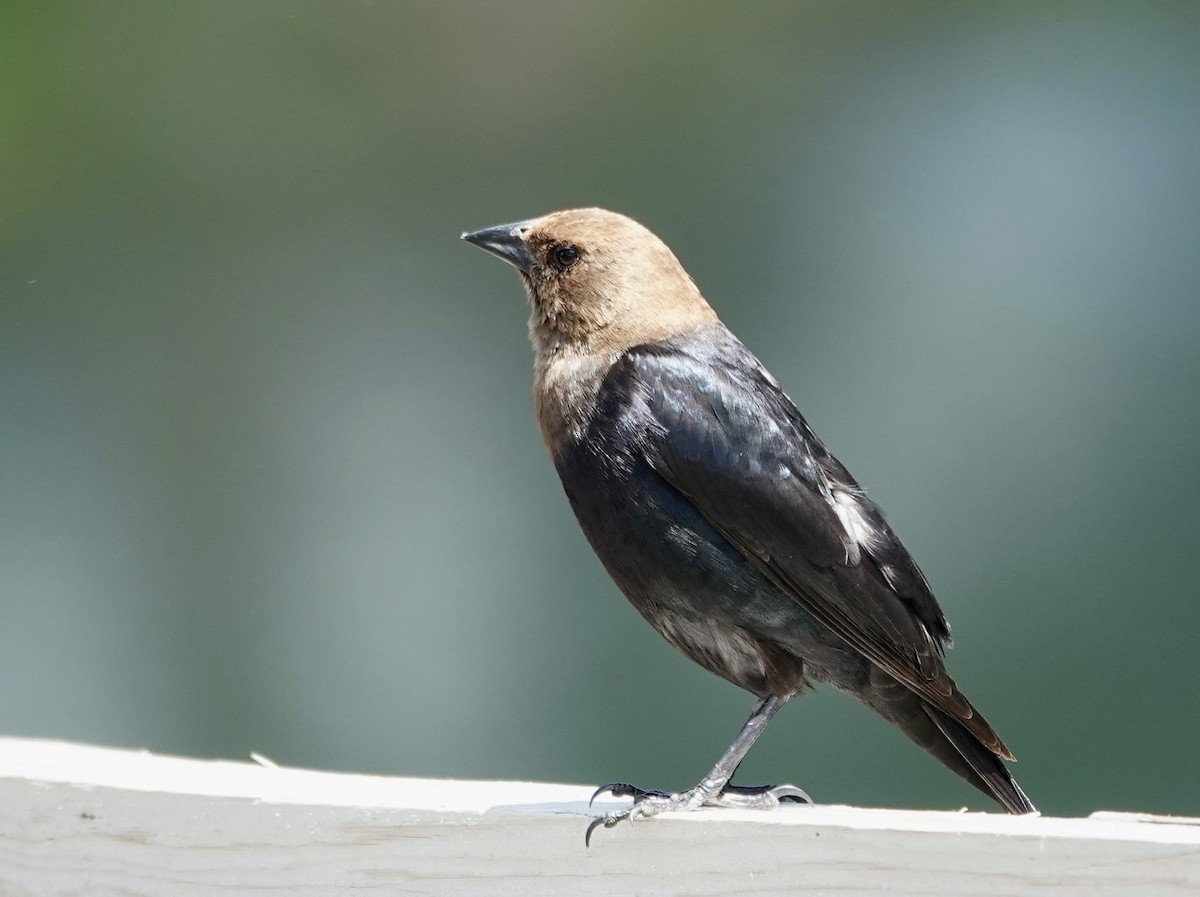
[462,208,718,358]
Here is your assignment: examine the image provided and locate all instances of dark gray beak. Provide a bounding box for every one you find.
[461,219,538,274]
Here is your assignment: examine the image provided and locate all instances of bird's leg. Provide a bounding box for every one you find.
[587,695,810,845]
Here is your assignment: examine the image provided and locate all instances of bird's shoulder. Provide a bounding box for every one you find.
[605,325,952,650]
[604,325,836,499]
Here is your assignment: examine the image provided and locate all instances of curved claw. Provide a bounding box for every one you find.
[584,815,605,847]
[589,782,668,807]
[584,811,626,847]
[769,784,813,805]
[589,783,622,807]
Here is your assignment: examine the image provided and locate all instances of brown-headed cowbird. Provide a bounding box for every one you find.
[462,208,1035,843]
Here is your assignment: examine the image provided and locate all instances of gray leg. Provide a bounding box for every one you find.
[586,695,811,845]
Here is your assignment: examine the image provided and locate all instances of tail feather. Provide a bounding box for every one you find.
[864,672,1036,814]
[922,703,1036,814]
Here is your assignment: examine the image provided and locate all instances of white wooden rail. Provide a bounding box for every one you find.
[0,737,1196,896]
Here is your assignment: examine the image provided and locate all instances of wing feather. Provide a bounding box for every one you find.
[621,339,1012,759]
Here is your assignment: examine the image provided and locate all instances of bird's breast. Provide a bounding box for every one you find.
[533,350,618,461]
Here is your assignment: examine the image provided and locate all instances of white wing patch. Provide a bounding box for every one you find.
[832,488,882,564]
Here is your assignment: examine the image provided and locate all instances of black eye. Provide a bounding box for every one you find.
[553,245,580,269]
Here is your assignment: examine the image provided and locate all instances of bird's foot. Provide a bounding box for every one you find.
[586,781,811,846]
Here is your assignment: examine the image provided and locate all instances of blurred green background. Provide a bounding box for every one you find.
[2,1,1198,818]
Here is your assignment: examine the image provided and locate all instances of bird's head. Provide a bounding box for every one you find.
[463,208,717,357]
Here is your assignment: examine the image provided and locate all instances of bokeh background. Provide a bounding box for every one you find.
[3,1,1198,818]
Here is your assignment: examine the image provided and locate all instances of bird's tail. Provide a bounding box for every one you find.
[868,681,1036,814]
[921,703,1036,814]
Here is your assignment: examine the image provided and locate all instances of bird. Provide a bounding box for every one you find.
[461,207,1035,843]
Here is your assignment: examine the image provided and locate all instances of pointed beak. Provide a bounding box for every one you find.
[461,219,538,274]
